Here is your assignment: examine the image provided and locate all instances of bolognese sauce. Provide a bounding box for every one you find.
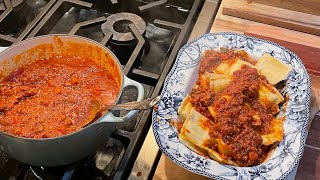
[190,50,275,166]
[0,56,119,138]
[199,48,250,74]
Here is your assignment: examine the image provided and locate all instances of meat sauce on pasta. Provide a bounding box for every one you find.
[192,66,273,166]
[178,49,291,166]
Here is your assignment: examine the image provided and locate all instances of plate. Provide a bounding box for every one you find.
[152,32,311,180]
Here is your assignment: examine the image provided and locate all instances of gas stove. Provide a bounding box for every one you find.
[0,0,217,179]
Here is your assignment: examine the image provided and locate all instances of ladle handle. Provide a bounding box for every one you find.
[99,76,144,123]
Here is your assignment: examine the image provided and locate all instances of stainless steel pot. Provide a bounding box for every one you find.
[0,35,144,166]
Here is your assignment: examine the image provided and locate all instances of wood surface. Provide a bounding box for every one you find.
[212,20,320,49]
[153,155,210,180]
[221,0,320,36]
[128,128,160,180]
[249,0,320,16]
[152,0,320,179]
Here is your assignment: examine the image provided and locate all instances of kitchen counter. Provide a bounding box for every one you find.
[129,0,320,179]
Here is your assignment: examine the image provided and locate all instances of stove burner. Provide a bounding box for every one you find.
[0,0,24,11]
[101,12,146,44]
[100,12,148,68]
[0,0,35,41]
[23,138,125,180]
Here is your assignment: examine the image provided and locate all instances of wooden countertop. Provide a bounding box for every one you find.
[129,0,320,179]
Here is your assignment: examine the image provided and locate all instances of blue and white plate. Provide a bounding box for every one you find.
[152,32,311,180]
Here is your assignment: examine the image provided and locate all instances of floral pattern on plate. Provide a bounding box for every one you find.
[152,32,311,180]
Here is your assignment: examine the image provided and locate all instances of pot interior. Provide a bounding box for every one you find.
[0,35,123,90]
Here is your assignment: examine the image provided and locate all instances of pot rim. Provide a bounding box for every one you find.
[0,34,125,141]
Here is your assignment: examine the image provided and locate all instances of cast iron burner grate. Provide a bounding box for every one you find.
[101,12,150,67]
[0,0,205,179]
[0,0,24,11]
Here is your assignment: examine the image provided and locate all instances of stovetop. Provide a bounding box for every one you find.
[0,0,205,179]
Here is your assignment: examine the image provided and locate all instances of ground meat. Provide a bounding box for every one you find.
[190,86,214,119]
[190,49,275,166]
[208,66,273,166]
[0,56,119,138]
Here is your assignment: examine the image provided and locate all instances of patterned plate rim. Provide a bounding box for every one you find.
[152,32,311,180]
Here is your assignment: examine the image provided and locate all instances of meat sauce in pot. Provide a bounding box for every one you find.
[0,56,119,138]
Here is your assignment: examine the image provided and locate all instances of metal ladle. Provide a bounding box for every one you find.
[77,95,161,127]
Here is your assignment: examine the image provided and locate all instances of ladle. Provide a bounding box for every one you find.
[77,95,161,127]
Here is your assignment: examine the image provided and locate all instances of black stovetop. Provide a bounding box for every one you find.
[0,0,204,179]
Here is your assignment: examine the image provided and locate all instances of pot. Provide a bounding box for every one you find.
[0,35,144,166]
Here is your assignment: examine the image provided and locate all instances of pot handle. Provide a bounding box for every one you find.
[99,76,144,123]
[0,47,8,53]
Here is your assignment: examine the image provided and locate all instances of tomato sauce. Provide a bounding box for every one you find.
[0,56,119,138]
[199,48,250,74]
[190,50,274,166]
